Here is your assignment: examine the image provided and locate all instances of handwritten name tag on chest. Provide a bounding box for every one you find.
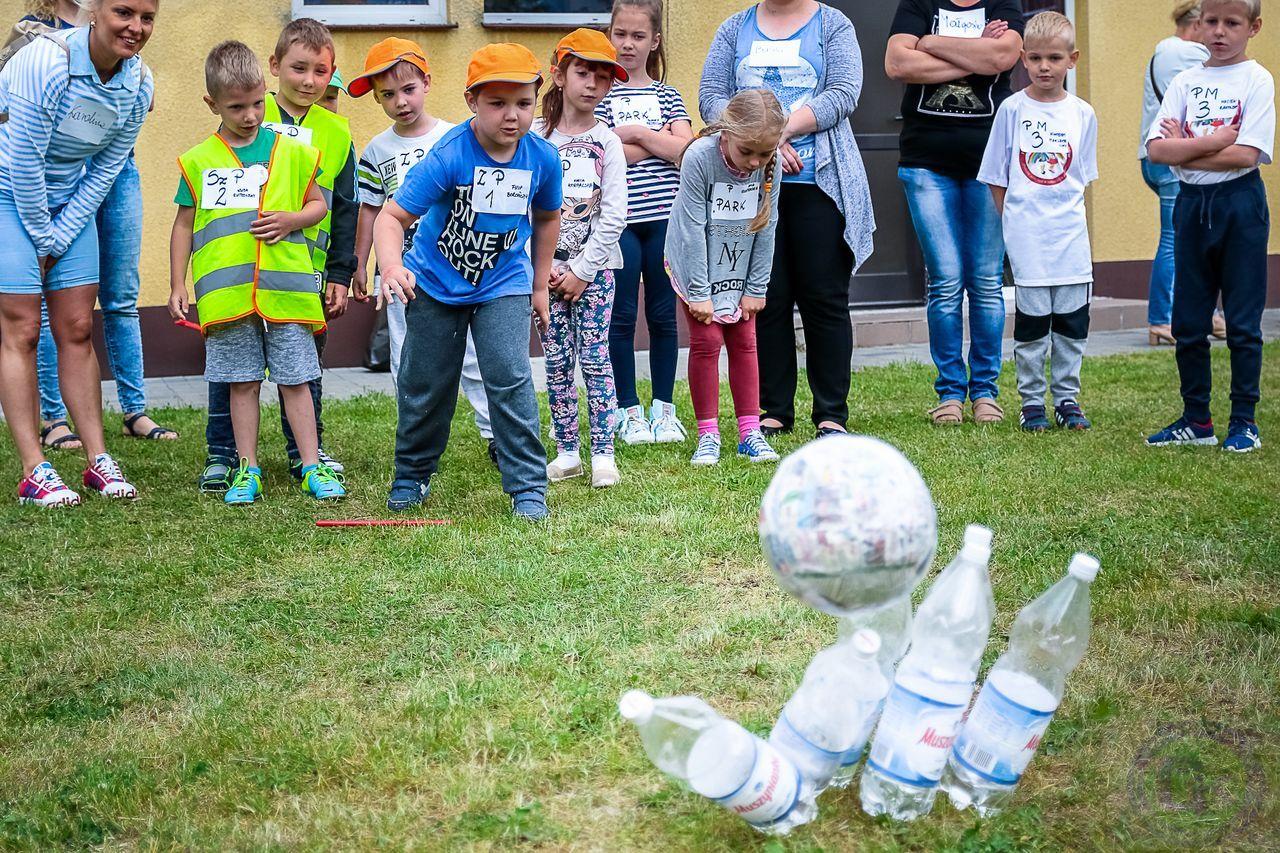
[562,156,599,197]
[747,39,802,68]
[263,122,314,146]
[472,167,533,215]
[56,98,117,145]
[711,181,759,220]
[392,149,427,194]
[610,93,663,127]
[936,8,986,39]
[1187,86,1243,131]
[1019,118,1070,154]
[201,165,269,210]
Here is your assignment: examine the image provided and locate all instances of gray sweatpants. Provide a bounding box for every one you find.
[1014,283,1091,407]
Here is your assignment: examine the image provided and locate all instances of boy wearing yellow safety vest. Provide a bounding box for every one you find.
[197,18,357,494]
[168,40,347,505]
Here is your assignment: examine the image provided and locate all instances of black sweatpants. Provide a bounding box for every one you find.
[757,182,855,430]
[1171,170,1269,423]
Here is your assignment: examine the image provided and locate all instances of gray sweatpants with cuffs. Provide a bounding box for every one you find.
[1014,283,1091,406]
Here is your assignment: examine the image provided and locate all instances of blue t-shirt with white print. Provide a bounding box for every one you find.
[394,120,562,305]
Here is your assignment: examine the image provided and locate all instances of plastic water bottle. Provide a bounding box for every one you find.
[860,525,996,820]
[769,628,889,799]
[828,596,914,789]
[619,690,814,834]
[942,553,1099,816]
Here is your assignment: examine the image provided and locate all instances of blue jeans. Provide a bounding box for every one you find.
[37,155,147,420]
[1141,158,1179,326]
[899,167,1006,403]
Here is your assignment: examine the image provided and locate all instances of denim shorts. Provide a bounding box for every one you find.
[0,191,100,295]
[204,315,321,386]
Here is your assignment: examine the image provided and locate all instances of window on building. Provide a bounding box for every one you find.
[482,0,612,28]
[292,0,450,28]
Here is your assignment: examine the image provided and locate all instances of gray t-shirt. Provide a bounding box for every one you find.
[664,134,779,322]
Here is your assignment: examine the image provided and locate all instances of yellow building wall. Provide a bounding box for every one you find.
[1076,0,1280,261]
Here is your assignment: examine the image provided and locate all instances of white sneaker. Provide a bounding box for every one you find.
[618,406,655,445]
[547,451,584,481]
[690,433,722,466]
[649,400,687,443]
[591,454,621,488]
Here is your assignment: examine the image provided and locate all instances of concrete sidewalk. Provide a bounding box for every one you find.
[98,309,1280,412]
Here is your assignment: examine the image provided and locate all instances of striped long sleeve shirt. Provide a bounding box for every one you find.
[0,26,152,258]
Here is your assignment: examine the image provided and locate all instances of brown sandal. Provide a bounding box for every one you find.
[972,398,1005,424]
[928,400,964,426]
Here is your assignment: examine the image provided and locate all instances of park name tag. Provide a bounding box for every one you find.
[55,97,117,145]
[1019,118,1070,154]
[747,39,801,68]
[711,181,759,221]
[936,8,986,39]
[561,156,599,197]
[201,164,269,210]
[610,92,663,127]
[263,122,314,146]
[472,166,533,215]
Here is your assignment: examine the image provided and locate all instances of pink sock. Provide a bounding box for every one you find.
[698,418,719,436]
[737,415,760,441]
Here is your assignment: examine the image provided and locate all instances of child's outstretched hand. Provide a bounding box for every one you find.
[380,265,417,308]
[351,266,369,303]
[688,299,715,325]
[551,268,589,303]
[168,286,190,321]
[250,211,300,245]
[740,295,766,321]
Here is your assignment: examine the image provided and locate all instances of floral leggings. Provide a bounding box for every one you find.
[543,269,618,456]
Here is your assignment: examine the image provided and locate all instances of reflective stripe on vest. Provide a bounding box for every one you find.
[178,132,325,333]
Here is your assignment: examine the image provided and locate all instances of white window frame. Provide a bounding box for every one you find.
[291,0,449,28]
[482,1,610,28]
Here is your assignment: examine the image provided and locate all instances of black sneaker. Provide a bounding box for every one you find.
[815,426,847,439]
[1054,400,1092,431]
[198,456,236,493]
[760,423,791,438]
[387,478,430,512]
[1020,405,1051,432]
[487,438,499,467]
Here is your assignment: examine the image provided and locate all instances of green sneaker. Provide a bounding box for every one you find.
[199,456,235,493]
[302,463,347,501]
[224,461,263,505]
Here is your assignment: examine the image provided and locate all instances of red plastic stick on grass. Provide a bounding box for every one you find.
[315,519,453,527]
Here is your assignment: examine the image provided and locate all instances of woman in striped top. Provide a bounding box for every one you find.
[0,0,157,507]
[596,0,693,447]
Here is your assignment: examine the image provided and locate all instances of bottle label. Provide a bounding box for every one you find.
[713,738,802,827]
[953,682,1057,786]
[771,710,845,782]
[866,682,969,788]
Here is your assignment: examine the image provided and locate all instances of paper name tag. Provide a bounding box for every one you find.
[200,165,269,210]
[263,122,314,146]
[936,8,986,38]
[1019,118,1070,154]
[1187,86,1243,131]
[392,149,427,194]
[748,39,802,68]
[710,181,759,220]
[610,93,663,127]
[472,166,533,215]
[56,97,117,145]
[561,156,599,197]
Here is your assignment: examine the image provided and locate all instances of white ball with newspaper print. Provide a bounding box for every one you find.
[759,434,937,618]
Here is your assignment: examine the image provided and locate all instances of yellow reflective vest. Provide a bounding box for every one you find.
[177,132,326,333]
[263,98,352,277]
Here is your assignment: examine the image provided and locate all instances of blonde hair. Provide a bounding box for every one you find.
[205,40,264,98]
[273,17,335,64]
[1201,0,1261,19]
[24,0,85,24]
[1171,1,1203,25]
[1024,11,1076,51]
[686,88,786,234]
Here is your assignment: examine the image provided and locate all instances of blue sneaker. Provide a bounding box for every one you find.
[1147,417,1217,447]
[224,462,263,505]
[1020,405,1051,432]
[512,489,549,521]
[387,478,429,512]
[302,464,346,501]
[1222,418,1261,453]
[737,429,780,463]
[1054,400,1092,431]
[690,432,722,467]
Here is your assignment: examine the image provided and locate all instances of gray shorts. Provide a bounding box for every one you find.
[204,316,321,385]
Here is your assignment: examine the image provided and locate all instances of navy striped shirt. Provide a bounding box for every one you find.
[0,26,151,257]
[595,81,689,224]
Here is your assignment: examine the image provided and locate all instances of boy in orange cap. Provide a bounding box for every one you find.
[376,44,563,521]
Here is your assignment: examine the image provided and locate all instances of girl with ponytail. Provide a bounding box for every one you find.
[664,88,785,467]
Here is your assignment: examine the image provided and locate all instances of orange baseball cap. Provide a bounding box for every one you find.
[348,37,430,98]
[554,28,628,82]
[466,43,542,91]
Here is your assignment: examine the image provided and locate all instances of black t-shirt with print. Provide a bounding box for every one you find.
[891,0,1026,177]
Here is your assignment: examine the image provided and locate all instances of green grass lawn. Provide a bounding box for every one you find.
[1,345,1278,851]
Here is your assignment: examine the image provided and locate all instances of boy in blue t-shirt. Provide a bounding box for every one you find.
[376,43,562,520]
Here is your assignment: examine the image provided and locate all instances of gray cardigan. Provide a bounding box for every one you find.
[699,2,875,272]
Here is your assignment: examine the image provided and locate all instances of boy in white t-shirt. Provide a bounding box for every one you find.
[979,12,1098,433]
[1145,0,1274,453]
[347,38,496,463]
